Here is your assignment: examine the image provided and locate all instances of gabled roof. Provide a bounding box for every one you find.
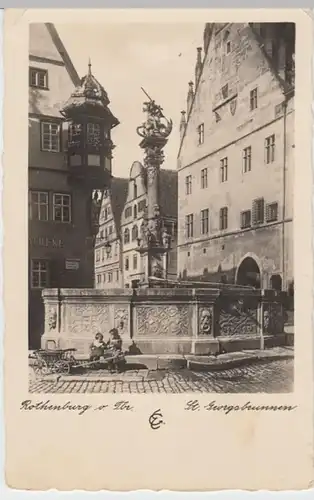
[29,23,80,87]
[178,22,295,159]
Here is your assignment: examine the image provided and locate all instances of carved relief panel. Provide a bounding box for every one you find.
[198,306,214,336]
[44,304,58,334]
[114,306,129,336]
[218,299,258,336]
[64,303,111,338]
[135,305,190,337]
[263,303,284,334]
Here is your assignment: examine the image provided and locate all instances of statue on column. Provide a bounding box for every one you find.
[136,89,173,285]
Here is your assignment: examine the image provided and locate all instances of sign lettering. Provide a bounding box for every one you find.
[29,237,63,248]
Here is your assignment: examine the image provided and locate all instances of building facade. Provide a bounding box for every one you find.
[29,23,118,348]
[177,22,295,294]
[95,161,178,289]
[94,178,128,288]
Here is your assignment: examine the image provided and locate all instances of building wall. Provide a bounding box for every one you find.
[28,25,94,349]
[95,191,122,289]
[120,162,147,287]
[177,23,294,290]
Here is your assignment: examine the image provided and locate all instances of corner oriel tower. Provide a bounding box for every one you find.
[136,93,173,285]
[61,61,119,242]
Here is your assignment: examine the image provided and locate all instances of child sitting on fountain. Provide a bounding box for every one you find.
[107,328,122,353]
[89,332,106,361]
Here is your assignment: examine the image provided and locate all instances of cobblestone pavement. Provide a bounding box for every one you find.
[29,358,293,394]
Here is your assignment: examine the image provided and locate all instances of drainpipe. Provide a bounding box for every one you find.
[282,98,288,290]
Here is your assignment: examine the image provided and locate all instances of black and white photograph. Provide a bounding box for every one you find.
[27,21,295,395]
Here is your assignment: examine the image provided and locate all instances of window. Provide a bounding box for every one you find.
[266,202,278,222]
[101,248,105,261]
[185,175,192,195]
[250,88,258,110]
[240,210,251,229]
[243,146,252,173]
[108,272,113,283]
[124,228,130,244]
[125,257,129,271]
[124,206,132,218]
[96,250,100,262]
[220,157,228,183]
[265,134,275,164]
[68,123,82,146]
[201,209,209,235]
[105,228,108,239]
[114,243,118,256]
[201,168,208,189]
[41,122,60,152]
[31,260,49,289]
[109,225,113,236]
[134,183,138,199]
[29,68,48,89]
[53,193,71,223]
[185,214,194,238]
[226,41,231,54]
[132,225,139,241]
[96,274,101,284]
[138,199,146,212]
[29,191,48,221]
[219,207,228,230]
[134,204,137,219]
[103,273,106,283]
[133,254,138,270]
[87,123,101,147]
[116,270,119,281]
[197,123,204,145]
[252,198,264,225]
[221,84,229,99]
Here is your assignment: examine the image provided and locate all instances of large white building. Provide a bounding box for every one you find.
[177,22,295,296]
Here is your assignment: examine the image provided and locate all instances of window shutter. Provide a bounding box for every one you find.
[252,198,264,225]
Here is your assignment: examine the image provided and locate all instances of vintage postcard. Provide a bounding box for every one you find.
[3,7,314,491]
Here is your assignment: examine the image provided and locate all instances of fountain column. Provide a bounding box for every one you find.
[136,96,173,286]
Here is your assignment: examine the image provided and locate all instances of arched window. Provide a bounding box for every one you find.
[124,228,130,244]
[134,182,137,199]
[132,225,138,241]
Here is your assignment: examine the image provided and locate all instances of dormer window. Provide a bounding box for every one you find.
[29,67,48,89]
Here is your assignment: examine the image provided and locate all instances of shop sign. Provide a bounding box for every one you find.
[65,259,80,270]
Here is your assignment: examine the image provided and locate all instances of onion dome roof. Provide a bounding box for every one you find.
[61,60,119,126]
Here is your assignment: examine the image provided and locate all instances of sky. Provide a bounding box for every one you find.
[56,23,203,178]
